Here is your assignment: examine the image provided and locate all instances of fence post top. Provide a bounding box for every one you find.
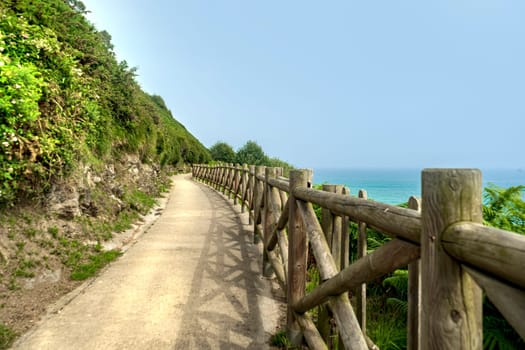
[322,184,337,191]
[422,168,481,176]
[255,165,266,174]
[289,169,313,190]
[408,196,420,210]
[265,167,278,177]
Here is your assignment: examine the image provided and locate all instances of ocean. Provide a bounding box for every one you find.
[312,168,525,205]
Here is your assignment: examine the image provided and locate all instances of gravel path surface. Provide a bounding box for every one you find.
[12,174,284,349]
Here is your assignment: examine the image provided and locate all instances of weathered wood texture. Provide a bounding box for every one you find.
[267,197,289,251]
[341,187,350,271]
[464,266,525,340]
[287,170,310,345]
[407,196,421,350]
[357,189,368,334]
[267,177,290,192]
[318,185,336,344]
[293,187,422,243]
[442,222,525,289]
[240,164,249,212]
[296,200,368,350]
[295,313,329,350]
[421,169,482,350]
[267,249,286,290]
[248,165,256,224]
[192,164,525,349]
[296,237,420,313]
[253,166,265,243]
[263,168,279,277]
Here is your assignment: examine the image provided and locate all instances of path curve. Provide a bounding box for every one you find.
[12,174,283,349]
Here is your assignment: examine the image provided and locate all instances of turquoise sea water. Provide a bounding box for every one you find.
[313,168,525,205]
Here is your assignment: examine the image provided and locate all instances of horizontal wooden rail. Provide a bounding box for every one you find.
[293,187,422,243]
[267,177,290,192]
[442,222,525,289]
[464,266,525,340]
[267,197,289,251]
[295,237,420,313]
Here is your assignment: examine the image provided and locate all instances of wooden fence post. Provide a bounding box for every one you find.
[319,185,334,343]
[231,164,238,198]
[287,169,312,346]
[263,167,278,277]
[231,165,237,201]
[208,165,220,190]
[221,164,228,192]
[357,189,368,335]
[227,164,232,193]
[241,164,249,213]
[331,186,344,268]
[421,169,483,349]
[253,166,265,244]
[221,164,227,194]
[248,165,256,225]
[219,165,226,193]
[318,184,343,345]
[408,196,421,350]
[207,164,212,187]
[341,187,350,271]
[233,164,241,204]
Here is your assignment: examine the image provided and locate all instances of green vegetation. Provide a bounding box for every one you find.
[70,250,122,280]
[209,141,236,163]
[125,189,157,215]
[483,184,525,234]
[209,140,294,174]
[0,323,16,350]
[235,140,268,166]
[0,0,210,206]
[269,330,295,349]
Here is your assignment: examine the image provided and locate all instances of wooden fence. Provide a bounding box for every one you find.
[192,164,525,350]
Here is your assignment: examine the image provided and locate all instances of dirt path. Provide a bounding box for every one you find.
[12,174,284,349]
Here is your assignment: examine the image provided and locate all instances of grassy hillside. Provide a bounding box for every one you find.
[0,1,210,345]
[0,0,210,205]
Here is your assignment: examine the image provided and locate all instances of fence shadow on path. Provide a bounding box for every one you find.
[173,184,282,349]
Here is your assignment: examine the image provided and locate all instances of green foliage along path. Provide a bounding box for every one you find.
[0,0,210,205]
[209,140,294,175]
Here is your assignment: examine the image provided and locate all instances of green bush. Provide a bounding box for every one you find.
[0,2,211,206]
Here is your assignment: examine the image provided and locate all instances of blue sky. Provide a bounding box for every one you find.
[83,1,524,169]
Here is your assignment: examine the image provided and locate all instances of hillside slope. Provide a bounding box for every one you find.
[0,1,210,345]
[0,0,210,205]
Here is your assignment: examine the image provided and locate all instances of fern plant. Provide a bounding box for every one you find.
[483,299,525,349]
[382,269,409,317]
[483,184,525,234]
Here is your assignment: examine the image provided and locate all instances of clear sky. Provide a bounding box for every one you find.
[82,0,524,169]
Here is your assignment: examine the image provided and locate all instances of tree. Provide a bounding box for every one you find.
[209,141,236,163]
[235,140,268,165]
